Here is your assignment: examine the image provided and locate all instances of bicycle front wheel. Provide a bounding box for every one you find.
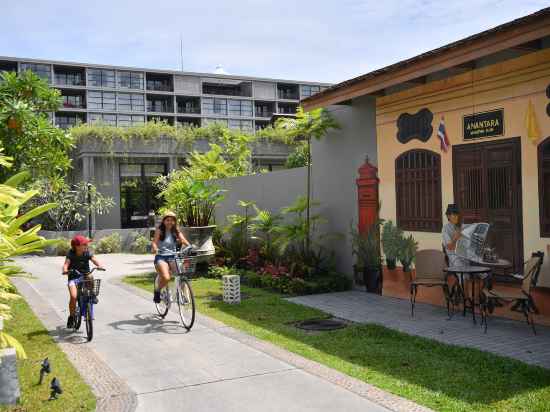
[85,302,93,342]
[177,278,195,330]
[154,275,170,318]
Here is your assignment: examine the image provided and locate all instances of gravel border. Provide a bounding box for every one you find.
[116,277,433,412]
[12,277,137,412]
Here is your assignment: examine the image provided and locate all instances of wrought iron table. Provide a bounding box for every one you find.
[444,265,492,324]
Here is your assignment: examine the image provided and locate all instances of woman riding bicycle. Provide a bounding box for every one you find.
[62,235,105,328]
[152,211,191,303]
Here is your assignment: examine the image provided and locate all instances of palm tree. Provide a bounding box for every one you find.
[276,107,340,254]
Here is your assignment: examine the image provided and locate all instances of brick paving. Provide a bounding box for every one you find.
[288,291,550,369]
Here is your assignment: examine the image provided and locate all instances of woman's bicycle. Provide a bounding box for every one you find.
[154,248,196,330]
[69,267,105,341]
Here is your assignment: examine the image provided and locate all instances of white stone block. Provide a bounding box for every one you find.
[0,348,21,405]
[222,275,241,304]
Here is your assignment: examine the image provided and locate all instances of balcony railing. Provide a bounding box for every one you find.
[177,106,201,114]
[62,102,86,109]
[277,91,299,100]
[146,82,172,92]
[55,75,85,86]
[255,110,273,118]
[147,102,173,113]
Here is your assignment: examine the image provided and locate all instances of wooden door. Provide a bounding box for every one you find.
[453,138,523,272]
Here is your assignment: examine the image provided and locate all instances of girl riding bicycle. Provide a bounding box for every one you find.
[62,235,105,328]
[152,211,191,303]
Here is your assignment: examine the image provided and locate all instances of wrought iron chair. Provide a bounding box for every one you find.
[410,249,450,317]
[480,251,544,334]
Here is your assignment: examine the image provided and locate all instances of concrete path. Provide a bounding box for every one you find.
[289,291,550,369]
[13,254,421,412]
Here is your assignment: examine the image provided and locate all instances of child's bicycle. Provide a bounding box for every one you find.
[154,247,196,330]
[68,267,105,341]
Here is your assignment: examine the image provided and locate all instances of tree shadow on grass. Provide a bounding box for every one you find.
[205,294,550,411]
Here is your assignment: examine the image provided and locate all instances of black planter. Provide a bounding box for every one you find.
[363,265,381,294]
[401,260,412,273]
[353,265,365,286]
[386,257,396,270]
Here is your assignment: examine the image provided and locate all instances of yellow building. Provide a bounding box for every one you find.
[303,8,550,321]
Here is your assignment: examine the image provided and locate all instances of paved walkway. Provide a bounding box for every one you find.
[288,291,550,369]
[13,254,429,412]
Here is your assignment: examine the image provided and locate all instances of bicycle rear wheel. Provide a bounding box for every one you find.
[154,275,170,318]
[85,302,93,342]
[176,278,195,330]
[74,301,82,331]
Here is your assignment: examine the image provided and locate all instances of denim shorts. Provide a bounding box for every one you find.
[154,254,176,266]
[67,277,82,288]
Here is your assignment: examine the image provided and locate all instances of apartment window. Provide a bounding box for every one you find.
[55,113,84,129]
[177,117,201,127]
[118,93,145,112]
[146,73,173,92]
[176,96,201,114]
[62,95,84,109]
[395,150,442,232]
[120,162,167,228]
[539,137,550,237]
[89,113,117,126]
[20,63,51,82]
[255,102,275,118]
[229,119,253,132]
[55,71,84,86]
[301,85,320,98]
[228,100,253,117]
[278,102,298,114]
[202,98,227,115]
[88,68,116,88]
[118,114,145,127]
[203,118,228,127]
[118,71,144,90]
[255,120,270,131]
[146,95,173,113]
[88,91,116,110]
[277,83,299,100]
[202,82,252,97]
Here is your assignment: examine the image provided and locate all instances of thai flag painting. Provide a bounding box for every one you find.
[437,116,450,153]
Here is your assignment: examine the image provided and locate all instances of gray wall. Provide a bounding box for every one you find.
[310,95,378,277]
[214,167,307,226]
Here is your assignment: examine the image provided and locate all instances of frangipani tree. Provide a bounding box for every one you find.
[0,153,58,359]
[275,107,340,253]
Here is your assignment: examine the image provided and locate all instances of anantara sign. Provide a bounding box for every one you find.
[463,109,504,140]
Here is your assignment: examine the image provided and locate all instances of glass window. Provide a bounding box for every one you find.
[229,119,252,132]
[61,95,83,108]
[89,113,117,126]
[301,85,321,98]
[87,68,116,88]
[202,98,227,115]
[88,91,116,110]
[55,114,82,129]
[55,71,84,86]
[203,118,228,127]
[118,93,145,112]
[120,162,167,228]
[228,99,253,117]
[395,150,442,232]
[20,63,51,82]
[118,114,145,127]
[118,71,144,89]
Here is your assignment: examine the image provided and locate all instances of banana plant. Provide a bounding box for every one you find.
[0,155,58,359]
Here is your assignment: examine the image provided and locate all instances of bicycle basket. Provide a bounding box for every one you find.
[79,279,101,296]
[176,256,197,275]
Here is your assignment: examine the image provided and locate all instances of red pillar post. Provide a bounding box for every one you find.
[356,156,379,234]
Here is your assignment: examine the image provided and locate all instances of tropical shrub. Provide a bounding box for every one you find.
[381,220,403,268]
[0,71,73,181]
[350,220,383,270]
[130,233,150,254]
[31,180,115,232]
[0,154,58,358]
[285,142,310,168]
[399,234,419,272]
[55,238,71,256]
[207,265,236,279]
[94,233,122,254]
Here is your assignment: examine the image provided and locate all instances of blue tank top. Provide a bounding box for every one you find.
[157,232,177,255]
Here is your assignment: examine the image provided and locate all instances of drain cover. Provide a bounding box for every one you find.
[295,318,347,331]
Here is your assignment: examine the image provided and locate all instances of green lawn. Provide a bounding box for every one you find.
[0,295,96,412]
[124,273,550,412]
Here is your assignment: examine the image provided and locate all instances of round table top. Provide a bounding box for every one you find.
[468,258,512,268]
[444,265,492,273]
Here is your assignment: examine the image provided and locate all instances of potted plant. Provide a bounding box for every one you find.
[399,234,418,272]
[350,221,383,293]
[381,220,402,270]
[159,171,225,257]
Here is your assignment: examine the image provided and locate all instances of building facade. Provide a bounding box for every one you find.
[0,56,329,230]
[302,8,550,323]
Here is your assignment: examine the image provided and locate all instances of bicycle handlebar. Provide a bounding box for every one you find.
[63,267,106,277]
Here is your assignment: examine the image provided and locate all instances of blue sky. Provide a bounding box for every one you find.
[1,0,549,83]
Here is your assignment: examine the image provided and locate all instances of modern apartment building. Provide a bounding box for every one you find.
[0,56,330,132]
[0,56,330,230]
